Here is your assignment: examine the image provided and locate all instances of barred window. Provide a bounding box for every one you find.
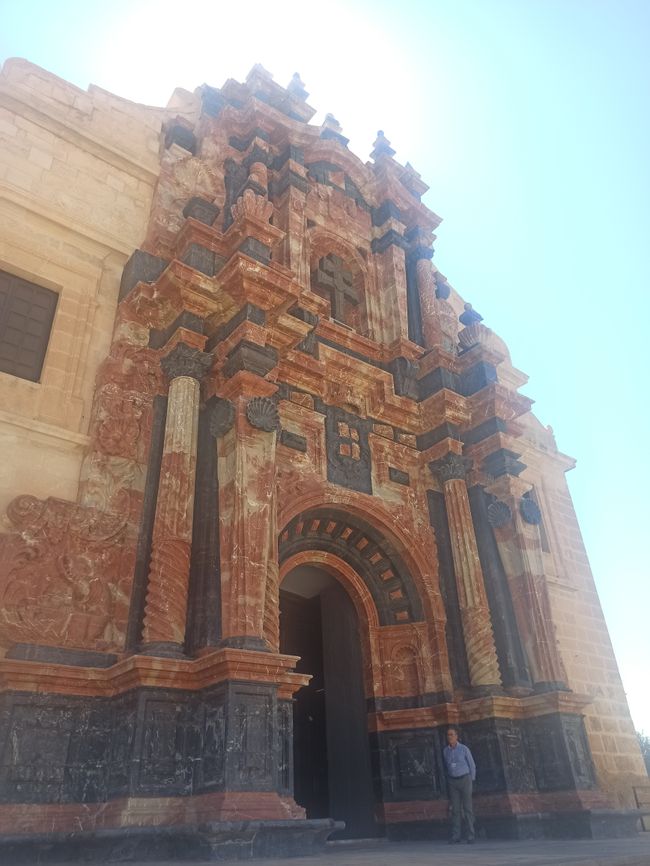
[0,270,58,383]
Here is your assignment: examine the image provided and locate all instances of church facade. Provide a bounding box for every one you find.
[0,59,645,858]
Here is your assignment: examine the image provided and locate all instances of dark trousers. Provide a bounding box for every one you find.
[447,773,474,841]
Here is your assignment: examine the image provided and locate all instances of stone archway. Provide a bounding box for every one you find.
[277,506,435,840]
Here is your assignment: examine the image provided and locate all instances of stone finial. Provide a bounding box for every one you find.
[371,130,396,160]
[161,342,212,381]
[323,113,343,133]
[458,303,493,351]
[459,303,483,327]
[287,72,309,101]
[231,187,273,223]
[429,452,472,483]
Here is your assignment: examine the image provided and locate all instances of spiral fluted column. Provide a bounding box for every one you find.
[141,342,211,655]
[430,453,502,689]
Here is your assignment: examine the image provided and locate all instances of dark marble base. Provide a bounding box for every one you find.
[385,809,641,842]
[0,819,343,863]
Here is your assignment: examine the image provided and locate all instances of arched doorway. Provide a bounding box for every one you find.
[279,563,379,839]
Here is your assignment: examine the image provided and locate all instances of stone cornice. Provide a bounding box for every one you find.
[0,648,310,700]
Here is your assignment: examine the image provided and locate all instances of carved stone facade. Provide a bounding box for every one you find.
[0,59,645,858]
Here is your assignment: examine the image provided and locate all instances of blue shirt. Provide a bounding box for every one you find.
[443,742,476,780]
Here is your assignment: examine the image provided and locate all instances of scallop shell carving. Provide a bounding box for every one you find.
[246,397,280,432]
[487,500,512,528]
[520,498,542,525]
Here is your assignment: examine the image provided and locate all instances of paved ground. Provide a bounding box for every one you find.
[119,835,650,866]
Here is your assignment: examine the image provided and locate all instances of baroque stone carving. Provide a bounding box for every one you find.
[231,187,274,223]
[161,342,212,381]
[246,397,280,432]
[209,399,236,437]
[0,496,131,651]
[429,452,472,483]
[487,500,512,528]
[520,497,543,525]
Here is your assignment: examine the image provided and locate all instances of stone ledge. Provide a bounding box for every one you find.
[0,819,343,863]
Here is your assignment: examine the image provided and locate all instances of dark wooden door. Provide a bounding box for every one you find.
[279,580,379,838]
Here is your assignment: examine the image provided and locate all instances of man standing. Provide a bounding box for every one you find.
[442,726,476,844]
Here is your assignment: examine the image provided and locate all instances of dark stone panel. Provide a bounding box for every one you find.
[223,341,278,379]
[405,249,424,347]
[5,644,117,668]
[201,85,226,118]
[416,422,460,452]
[186,398,222,654]
[367,691,452,712]
[483,448,527,478]
[164,124,197,155]
[468,486,531,690]
[288,305,318,327]
[223,158,249,230]
[182,197,220,226]
[181,243,216,276]
[418,366,461,399]
[463,417,508,445]
[387,356,419,400]
[279,429,308,452]
[277,700,293,796]
[239,237,271,264]
[149,311,204,349]
[206,303,266,351]
[525,713,596,792]
[388,467,410,486]
[371,229,408,254]
[344,177,371,211]
[460,719,507,794]
[225,683,276,791]
[372,200,403,227]
[0,682,294,807]
[460,361,498,396]
[316,336,380,367]
[324,404,372,495]
[119,250,168,302]
[370,727,445,804]
[273,144,305,169]
[270,168,311,198]
[228,129,271,151]
[126,395,167,651]
[426,491,471,688]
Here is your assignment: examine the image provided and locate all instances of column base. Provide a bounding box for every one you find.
[137,641,187,658]
[219,635,271,652]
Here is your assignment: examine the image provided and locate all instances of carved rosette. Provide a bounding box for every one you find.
[487,500,512,528]
[209,398,236,437]
[520,497,542,525]
[246,397,280,432]
[161,342,212,382]
[429,453,472,484]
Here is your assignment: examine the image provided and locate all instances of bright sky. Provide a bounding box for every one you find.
[1,1,649,732]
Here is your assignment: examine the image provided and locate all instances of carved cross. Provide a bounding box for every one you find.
[312,254,358,324]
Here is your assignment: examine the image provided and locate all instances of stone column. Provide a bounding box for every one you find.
[486,476,568,690]
[430,453,502,688]
[218,395,280,651]
[141,342,212,655]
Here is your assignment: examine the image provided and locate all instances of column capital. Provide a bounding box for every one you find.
[429,452,472,483]
[162,342,212,382]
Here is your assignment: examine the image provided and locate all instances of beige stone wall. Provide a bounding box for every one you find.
[518,414,647,805]
[0,59,164,518]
